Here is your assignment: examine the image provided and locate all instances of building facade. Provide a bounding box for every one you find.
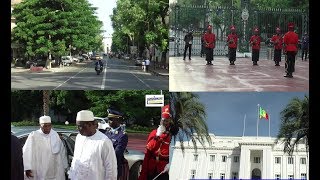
[170,134,308,180]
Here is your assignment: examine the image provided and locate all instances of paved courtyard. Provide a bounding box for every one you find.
[169,56,309,92]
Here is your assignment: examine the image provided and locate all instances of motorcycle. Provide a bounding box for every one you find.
[95,63,103,75]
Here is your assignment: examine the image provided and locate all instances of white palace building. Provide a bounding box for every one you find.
[169,134,309,180]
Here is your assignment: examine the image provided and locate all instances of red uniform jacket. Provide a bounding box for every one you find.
[227,33,238,48]
[283,31,299,52]
[250,35,261,50]
[138,129,171,180]
[204,32,216,49]
[271,35,283,50]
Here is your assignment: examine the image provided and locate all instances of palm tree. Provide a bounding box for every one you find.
[43,90,50,115]
[170,92,212,153]
[277,95,309,155]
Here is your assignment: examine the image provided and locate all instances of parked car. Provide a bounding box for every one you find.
[11,125,144,180]
[25,58,47,68]
[61,56,73,66]
[135,57,144,66]
[94,116,110,132]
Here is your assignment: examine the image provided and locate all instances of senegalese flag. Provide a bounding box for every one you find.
[259,107,269,120]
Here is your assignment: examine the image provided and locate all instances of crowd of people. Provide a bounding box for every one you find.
[181,22,307,78]
[11,106,173,180]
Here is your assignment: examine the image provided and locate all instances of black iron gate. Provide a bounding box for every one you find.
[169,3,308,57]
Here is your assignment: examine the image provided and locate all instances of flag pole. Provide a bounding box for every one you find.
[242,114,246,137]
[257,104,260,138]
[268,110,271,137]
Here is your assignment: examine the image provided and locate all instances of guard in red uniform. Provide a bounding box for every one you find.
[138,105,172,180]
[283,22,299,78]
[271,27,283,66]
[203,25,216,65]
[249,28,261,65]
[227,25,238,65]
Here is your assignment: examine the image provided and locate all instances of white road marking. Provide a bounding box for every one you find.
[53,67,87,90]
[101,60,108,90]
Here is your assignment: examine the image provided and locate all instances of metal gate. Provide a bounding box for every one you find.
[169,3,308,57]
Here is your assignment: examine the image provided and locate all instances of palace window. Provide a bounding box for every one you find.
[194,154,198,161]
[253,157,261,163]
[300,157,306,164]
[210,155,215,162]
[275,157,281,164]
[220,173,225,180]
[222,155,227,162]
[232,172,238,179]
[288,157,294,164]
[301,173,307,179]
[275,174,281,179]
[233,156,239,163]
[208,173,213,179]
[190,170,196,179]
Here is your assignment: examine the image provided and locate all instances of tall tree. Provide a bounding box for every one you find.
[11,0,103,63]
[277,95,309,155]
[170,92,212,153]
[42,90,50,115]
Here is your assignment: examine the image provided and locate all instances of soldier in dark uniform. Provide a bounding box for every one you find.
[227,25,238,65]
[283,22,299,78]
[301,32,309,61]
[271,27,283,66]
[249,28,261,65]
[183,31,193,60]
[105,109,129,180]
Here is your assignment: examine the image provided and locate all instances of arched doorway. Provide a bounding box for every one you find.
[251,168,261,179]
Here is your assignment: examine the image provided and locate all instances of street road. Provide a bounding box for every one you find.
[169,56,309,92]
[11,56,168,90]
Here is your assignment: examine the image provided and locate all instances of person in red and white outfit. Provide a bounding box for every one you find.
[138,105,172,180]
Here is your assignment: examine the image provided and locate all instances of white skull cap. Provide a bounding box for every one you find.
[39,116,51,124]
[76,110,94,121]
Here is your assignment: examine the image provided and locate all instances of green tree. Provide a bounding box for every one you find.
[277,95,309,155]
[111,0,169,60]
[85,90,169,127]
[170,92,212,153]
[11,0,103,64]
[43,90,50,115]
[11,90,43,121]
[50,90,90,123]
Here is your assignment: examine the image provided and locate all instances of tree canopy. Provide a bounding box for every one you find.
[12,0,104,59]
[11,90,169,128]
[277,95,309,155]
[110,0,169,56]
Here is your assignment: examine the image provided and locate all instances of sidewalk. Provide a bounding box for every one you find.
[11,60,91,73]
[149,66,169,76]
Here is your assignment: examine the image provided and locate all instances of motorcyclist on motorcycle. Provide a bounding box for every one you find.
[95,59,103,69]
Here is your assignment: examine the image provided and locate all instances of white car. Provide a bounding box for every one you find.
[94,117,110,131]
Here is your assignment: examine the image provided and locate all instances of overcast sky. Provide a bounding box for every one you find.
[196,92,308,137]
[88,0,116,37]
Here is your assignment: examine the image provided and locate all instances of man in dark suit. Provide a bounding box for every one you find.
[11,134,24,180]
[105,109,129,180]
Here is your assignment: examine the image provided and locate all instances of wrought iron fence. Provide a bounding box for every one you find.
[169,4,308,58]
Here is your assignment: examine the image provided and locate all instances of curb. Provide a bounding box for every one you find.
[149,69,169,77]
